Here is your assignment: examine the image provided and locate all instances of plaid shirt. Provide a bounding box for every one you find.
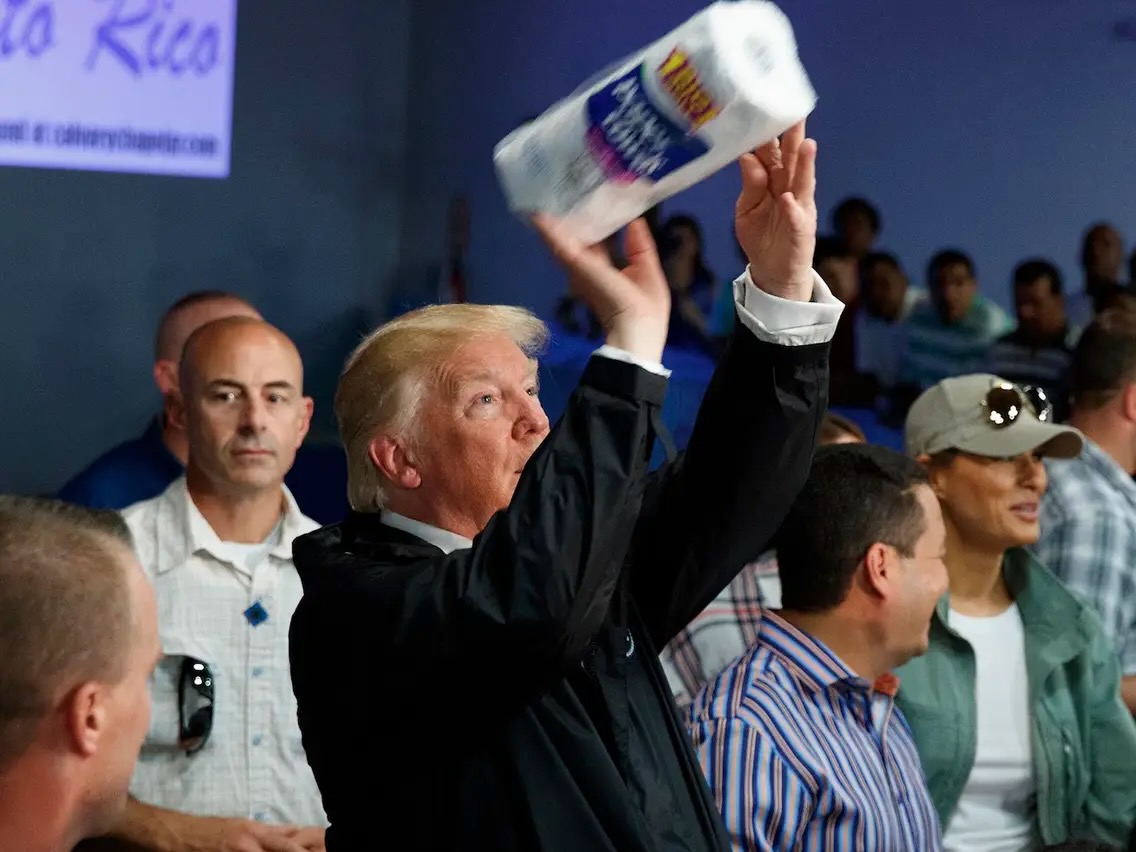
[1034,438,1136,674]
[661,553,781,709]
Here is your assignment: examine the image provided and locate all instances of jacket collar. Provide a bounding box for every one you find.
[153,477,316,576]
[380,510,472,554]
[933,547,1092,666]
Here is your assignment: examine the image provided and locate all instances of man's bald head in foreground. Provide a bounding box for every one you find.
[174,317,312,497]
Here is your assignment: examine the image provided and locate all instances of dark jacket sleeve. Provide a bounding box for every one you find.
[299,355,666,706]
[627,324,829,649]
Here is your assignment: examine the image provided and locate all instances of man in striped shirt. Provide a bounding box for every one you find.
[689,444,947,851]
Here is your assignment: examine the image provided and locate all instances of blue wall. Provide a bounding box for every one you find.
[5,0,1136,495]
[0,0,414,494]
[435,0,1136,316]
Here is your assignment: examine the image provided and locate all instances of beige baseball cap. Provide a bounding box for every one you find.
[904,374,1083,459]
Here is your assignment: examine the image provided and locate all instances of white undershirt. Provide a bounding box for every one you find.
[944,604,1040,852]
[209,518,284,575]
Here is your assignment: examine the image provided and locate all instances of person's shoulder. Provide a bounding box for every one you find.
[905,300,938,325]
[57,426,178,509]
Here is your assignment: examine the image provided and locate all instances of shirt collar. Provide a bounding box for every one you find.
[154,477,316,575]
[1077,437,1136,506]
[380,510,473,554]
[759,610,888,694]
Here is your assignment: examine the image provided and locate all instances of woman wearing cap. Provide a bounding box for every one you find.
[895,374,1136,851]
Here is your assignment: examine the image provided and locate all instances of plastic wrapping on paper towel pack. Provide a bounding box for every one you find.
[493,0,817,244]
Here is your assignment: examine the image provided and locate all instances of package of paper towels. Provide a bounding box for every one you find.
[493,0,816,245]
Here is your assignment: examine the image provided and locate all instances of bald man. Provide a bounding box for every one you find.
[97,318,328,852]
[57,291,349,524]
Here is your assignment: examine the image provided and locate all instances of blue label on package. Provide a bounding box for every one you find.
[585,65,709,184]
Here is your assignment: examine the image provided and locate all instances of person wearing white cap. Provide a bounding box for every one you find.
[894,374,1136,851]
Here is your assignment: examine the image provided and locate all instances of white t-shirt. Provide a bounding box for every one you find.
[944,604,1040,852]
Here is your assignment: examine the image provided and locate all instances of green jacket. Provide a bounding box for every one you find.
[895,548,1136,848]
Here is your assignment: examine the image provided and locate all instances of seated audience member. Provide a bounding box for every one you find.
[662,412,865,708]
[57,291,348,524]
[1035,308,1136,714]
[1068,223,1125,329]
[815,237,869,403]
[288,123,841,850]
[660,213,718,353]
[987,259,1078,421]
[688,444,947,851]
[0,498,159,852]
[898,249,1013,392]
[832,195,881,259]
[98,318,327,851]
[855,251,926,393]
[898,374,1136,850]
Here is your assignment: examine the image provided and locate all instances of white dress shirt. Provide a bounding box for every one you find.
[123,478,326,826]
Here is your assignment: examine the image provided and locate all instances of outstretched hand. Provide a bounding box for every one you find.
[735,120,818,303]
[533,215,670,363]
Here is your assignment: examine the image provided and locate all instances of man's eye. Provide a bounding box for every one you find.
[213,392,237,402]
[526,387,538,397]
[478,394,494,405]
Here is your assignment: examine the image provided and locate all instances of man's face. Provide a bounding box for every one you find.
[839,210,877,258]
[180,326,312,496]
[889,485,948,665]
[1015,278,1066,340]
[410,334,550,537]
[864,261,908,322]
[1086,226,1123,282]
[86,553,160,834]
[817,256,859,304]
[933,261,978,324]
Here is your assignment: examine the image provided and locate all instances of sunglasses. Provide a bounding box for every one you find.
[178,657,214,755]
[981,382,1054,428]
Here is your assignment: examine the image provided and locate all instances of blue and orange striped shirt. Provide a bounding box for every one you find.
[687,609,942,851]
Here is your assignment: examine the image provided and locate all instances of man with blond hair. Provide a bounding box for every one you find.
[0,498,160,852]
[290,122,842,851]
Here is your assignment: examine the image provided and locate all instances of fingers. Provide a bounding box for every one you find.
[622,218,660,266]
[256,833,308,852]
[790,138,818,217]
[779,121,806,195]
[736,152,770,216]
[530,213,582,266]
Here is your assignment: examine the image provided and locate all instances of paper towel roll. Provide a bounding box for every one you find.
[493,0,817,245]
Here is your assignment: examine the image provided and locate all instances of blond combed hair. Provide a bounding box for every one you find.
[336,303,549,512]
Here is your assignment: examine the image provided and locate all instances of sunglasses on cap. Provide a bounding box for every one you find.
[981,382,1053,428]
[178,657,213,755]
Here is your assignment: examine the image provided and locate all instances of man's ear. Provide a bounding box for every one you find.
[153,359,178,397]
[862,541,893,601]
[65,682,108,759]
[916,453,948,500]
[368,434,421,491]
[296,397,314,448]
[1121,383,1136,424]
[165,390,187,432]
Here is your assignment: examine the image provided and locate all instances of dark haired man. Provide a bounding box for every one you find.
[987,259,1078,421]
[689,444,947,851]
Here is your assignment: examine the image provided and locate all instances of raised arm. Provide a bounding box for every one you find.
[627,120,840,647]
[292,218,674,709]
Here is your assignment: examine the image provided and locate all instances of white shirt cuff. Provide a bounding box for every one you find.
[592,345,671,377]
[733,268,844,346]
